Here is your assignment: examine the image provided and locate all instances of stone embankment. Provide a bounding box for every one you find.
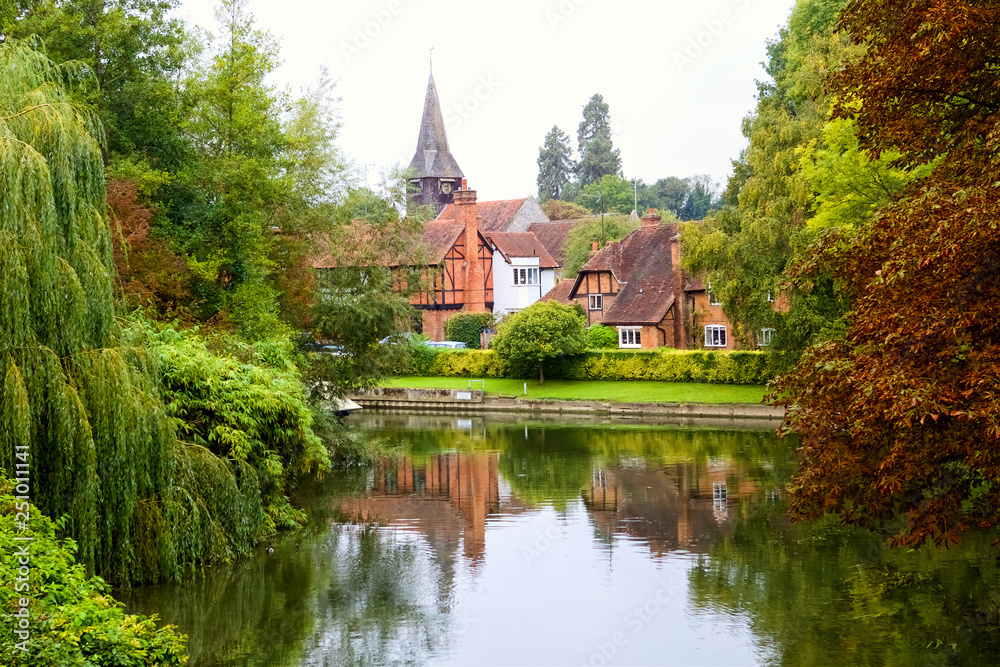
[348,387,784,421]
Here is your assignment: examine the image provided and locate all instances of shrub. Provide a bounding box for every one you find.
[587,323,619,349]
[0,481,188,664]
[405,348,773,384]
[492,301,587,383]
[444,312,496,349]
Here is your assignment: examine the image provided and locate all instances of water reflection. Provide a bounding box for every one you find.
[122,413,999,666]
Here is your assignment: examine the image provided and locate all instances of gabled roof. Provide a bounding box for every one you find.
[407,73,464,180]
[485,232,559,269]
[527,220,578,266]
[570,223,683,325]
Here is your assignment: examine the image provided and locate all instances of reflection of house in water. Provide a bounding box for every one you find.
[336,452,524,595]
[582,460,760,555]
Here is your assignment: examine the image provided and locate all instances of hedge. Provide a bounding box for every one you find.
[406,348,774,384]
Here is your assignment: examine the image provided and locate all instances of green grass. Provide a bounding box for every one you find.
[382,377,767,404]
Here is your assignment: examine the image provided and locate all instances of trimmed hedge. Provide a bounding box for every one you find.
[444,312,495,349]
[407,348,774,384]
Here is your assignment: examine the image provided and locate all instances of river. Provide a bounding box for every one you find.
[122,412,1000,666]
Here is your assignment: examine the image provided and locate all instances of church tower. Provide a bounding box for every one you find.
[407,72,464,215]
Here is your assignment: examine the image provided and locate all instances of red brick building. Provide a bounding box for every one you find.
[544,209,737,350]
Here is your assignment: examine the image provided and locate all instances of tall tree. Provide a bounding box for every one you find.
[9,0,190,167]
[577,93,621,185]
[680,0,857,361]
[536,124,574,202]
[0,39,176,584]
[776,0,1000,547]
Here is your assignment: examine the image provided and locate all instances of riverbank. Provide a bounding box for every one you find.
[381,376,768,403]
[349,385,784,423]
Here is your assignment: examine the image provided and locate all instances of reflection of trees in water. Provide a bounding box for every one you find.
[300,525,449,666]
[689,503,1000,666]
[123,522,449,666]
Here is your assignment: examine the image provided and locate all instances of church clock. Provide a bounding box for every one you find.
[440,181,453,195]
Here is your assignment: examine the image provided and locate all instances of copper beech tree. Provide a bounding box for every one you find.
[775,0,1000,546]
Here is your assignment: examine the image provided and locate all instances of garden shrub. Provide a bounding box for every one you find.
[444,312,496,349]
[0,481,188,664]
[586,323,619,349]
[406,348,773,384]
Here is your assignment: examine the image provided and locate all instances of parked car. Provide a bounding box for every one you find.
[425,341,467,349]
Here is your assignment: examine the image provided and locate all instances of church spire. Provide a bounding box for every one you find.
[408,71,464,181]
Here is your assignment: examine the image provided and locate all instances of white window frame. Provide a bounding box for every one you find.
[704,325,727,348]
[708,281,721,306]
[589,294,603,310]
[514,267,539,286]
[759,327,775,347]
[618,326,642,349]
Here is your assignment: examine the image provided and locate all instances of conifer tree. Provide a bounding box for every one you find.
[536,125,575,202]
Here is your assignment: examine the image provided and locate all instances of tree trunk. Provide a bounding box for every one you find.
[539,362,545,385]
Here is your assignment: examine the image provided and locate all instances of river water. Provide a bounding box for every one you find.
[122,413,1000,666]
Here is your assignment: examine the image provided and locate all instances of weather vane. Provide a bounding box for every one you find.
[429,46,435,73]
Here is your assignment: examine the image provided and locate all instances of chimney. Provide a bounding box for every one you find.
[454,183,487,312]
[592,241,599,251]
[641,207,661,227]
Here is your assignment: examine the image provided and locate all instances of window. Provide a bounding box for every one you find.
[589,294,603,310]
[759,328,775,347]
[708,281,721,306]
[618,327,642,348]
[514,267,539,285]
[704,325,727,347]
[766,290,775,303]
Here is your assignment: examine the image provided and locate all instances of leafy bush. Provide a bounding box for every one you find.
[587,323,619,349]
[444,312,496,349]
[0,480,188,665]
[406,348,773,384]
[492,301,587,383]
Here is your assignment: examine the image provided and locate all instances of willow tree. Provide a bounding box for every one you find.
[0,40,177,584]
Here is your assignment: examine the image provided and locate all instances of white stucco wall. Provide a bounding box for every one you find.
[492,253,556,314]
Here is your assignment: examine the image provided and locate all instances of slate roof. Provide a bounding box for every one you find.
[527,220,578,266]
[571,223,683,325]
[438,198,531,232]
[407,73,464,180]
[486,232,559,269]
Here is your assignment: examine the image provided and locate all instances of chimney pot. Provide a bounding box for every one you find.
[592,241,599,251]
[462,178,468,190]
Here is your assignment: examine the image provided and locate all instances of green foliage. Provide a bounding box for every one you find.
[0,39,180,585]
[680,0,858,367]
[145,326,330,540]
[536,124,575,202]
[539,198,590,220]
[444,312,495,350]
[492,301,587,383]
[405,348,773,385]
[561,214,638,276]
[0,480,188,664]
[798,112,937,230]
[586,323,618,349]
[581,174,634,214]
[576,93,622,186]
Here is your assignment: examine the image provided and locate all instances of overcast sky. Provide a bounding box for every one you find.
[177,0,797,201]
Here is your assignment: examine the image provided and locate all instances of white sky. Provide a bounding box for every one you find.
[177,0,797,201]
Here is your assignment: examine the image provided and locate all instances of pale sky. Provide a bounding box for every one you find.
[177,0,797,201]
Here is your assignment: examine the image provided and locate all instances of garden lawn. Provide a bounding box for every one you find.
[382,377,767,404]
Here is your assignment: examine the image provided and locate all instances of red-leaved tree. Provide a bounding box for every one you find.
[775,0,1000,546]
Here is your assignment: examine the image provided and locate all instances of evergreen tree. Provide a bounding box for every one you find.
[536,124,574,202]
[577,94,622,185]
